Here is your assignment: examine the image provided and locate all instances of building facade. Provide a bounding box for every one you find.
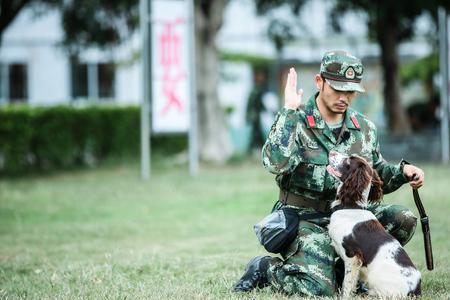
[0,0,436,156]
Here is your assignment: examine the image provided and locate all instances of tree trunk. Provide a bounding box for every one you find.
[194,0,232,163]
[376,6,410,134]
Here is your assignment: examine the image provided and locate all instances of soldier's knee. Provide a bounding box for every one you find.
[392,210,417,245]
[268,264,336,297]
[282,280,335,297]
[403,213,418,231]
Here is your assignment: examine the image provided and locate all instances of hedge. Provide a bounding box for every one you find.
[0,105,187,176]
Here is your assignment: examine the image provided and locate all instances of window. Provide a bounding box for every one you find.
[98,63,115,98]
[71,63,88,98]
[71,62,115,100]
[0,62,28,103]
[9,64,28,102]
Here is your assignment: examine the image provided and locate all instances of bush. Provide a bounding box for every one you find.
[0,105,187,176]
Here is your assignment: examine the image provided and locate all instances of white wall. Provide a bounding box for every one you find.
[0,7,142,105]
[116,62,140,105]
[28,45,69,105]
[218,61,253,129]
[218,0,433,61]
[0,0,435,109]
[0,9,69,105]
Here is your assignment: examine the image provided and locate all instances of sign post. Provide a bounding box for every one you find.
[187,0,198,175]
[140,0,151,180]
[140,0,198,178]
[152,0,190,133]
[152,0,198,173]
[439,7,449,164]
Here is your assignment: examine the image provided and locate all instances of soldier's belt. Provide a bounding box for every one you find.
[279,190,331,213]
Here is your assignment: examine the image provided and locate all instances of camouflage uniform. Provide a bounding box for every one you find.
[260,52,417,296]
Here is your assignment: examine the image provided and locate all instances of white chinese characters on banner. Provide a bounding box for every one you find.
[152,0,190,133]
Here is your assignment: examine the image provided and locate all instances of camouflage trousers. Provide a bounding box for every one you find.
[266,202,418,296]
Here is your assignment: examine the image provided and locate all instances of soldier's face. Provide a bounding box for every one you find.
[316,76,357,114]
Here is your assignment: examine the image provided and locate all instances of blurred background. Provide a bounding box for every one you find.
[1,1,450,299]
[0,0,449,175]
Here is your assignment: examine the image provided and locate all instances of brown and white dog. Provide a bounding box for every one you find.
[327,150,421,298]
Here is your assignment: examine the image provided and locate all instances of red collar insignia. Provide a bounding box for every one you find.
[307,115,316,128]
[350,115,360,129]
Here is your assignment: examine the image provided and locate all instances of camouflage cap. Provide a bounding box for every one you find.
[320,50,365,93]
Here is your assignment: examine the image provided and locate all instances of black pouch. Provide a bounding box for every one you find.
[253,206,300,253]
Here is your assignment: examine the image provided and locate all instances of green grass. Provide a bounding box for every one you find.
[0,159,449,299]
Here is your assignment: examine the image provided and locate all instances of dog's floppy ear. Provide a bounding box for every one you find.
[368,168,383,202]
[338,161,372,204]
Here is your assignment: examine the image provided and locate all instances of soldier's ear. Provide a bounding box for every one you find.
[315,74,323,90]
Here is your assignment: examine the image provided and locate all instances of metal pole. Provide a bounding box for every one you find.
[140,0,151,179]
[187,0,198,175]
[439,7,449,164]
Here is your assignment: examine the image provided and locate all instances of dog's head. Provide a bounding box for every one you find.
[327,150,383,209]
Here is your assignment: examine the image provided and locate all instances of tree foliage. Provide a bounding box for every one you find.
[329,0,450,132]
[255,0,307,15]
[328,0,449,42]
[255,0,450,133]
[401,53,439,86]
[60,0,139,52]
[255,0,307,52]
[0,0,138,49]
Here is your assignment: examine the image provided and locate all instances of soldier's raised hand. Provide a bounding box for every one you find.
[284,67,303,110]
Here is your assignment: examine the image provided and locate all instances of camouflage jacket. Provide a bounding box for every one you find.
[262,93,408,203]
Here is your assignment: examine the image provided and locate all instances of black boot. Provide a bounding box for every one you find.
[233,256,272,292]
[356,281,369,295]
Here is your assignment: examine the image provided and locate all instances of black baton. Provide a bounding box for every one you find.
[411,184,434,271]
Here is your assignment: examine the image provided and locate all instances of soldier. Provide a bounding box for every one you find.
[233,50,425,296]
[246,68,269,154]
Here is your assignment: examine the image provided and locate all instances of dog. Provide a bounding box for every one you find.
[327,150,421,298]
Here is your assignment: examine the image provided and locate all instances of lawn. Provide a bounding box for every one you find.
[0,159,449,299]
